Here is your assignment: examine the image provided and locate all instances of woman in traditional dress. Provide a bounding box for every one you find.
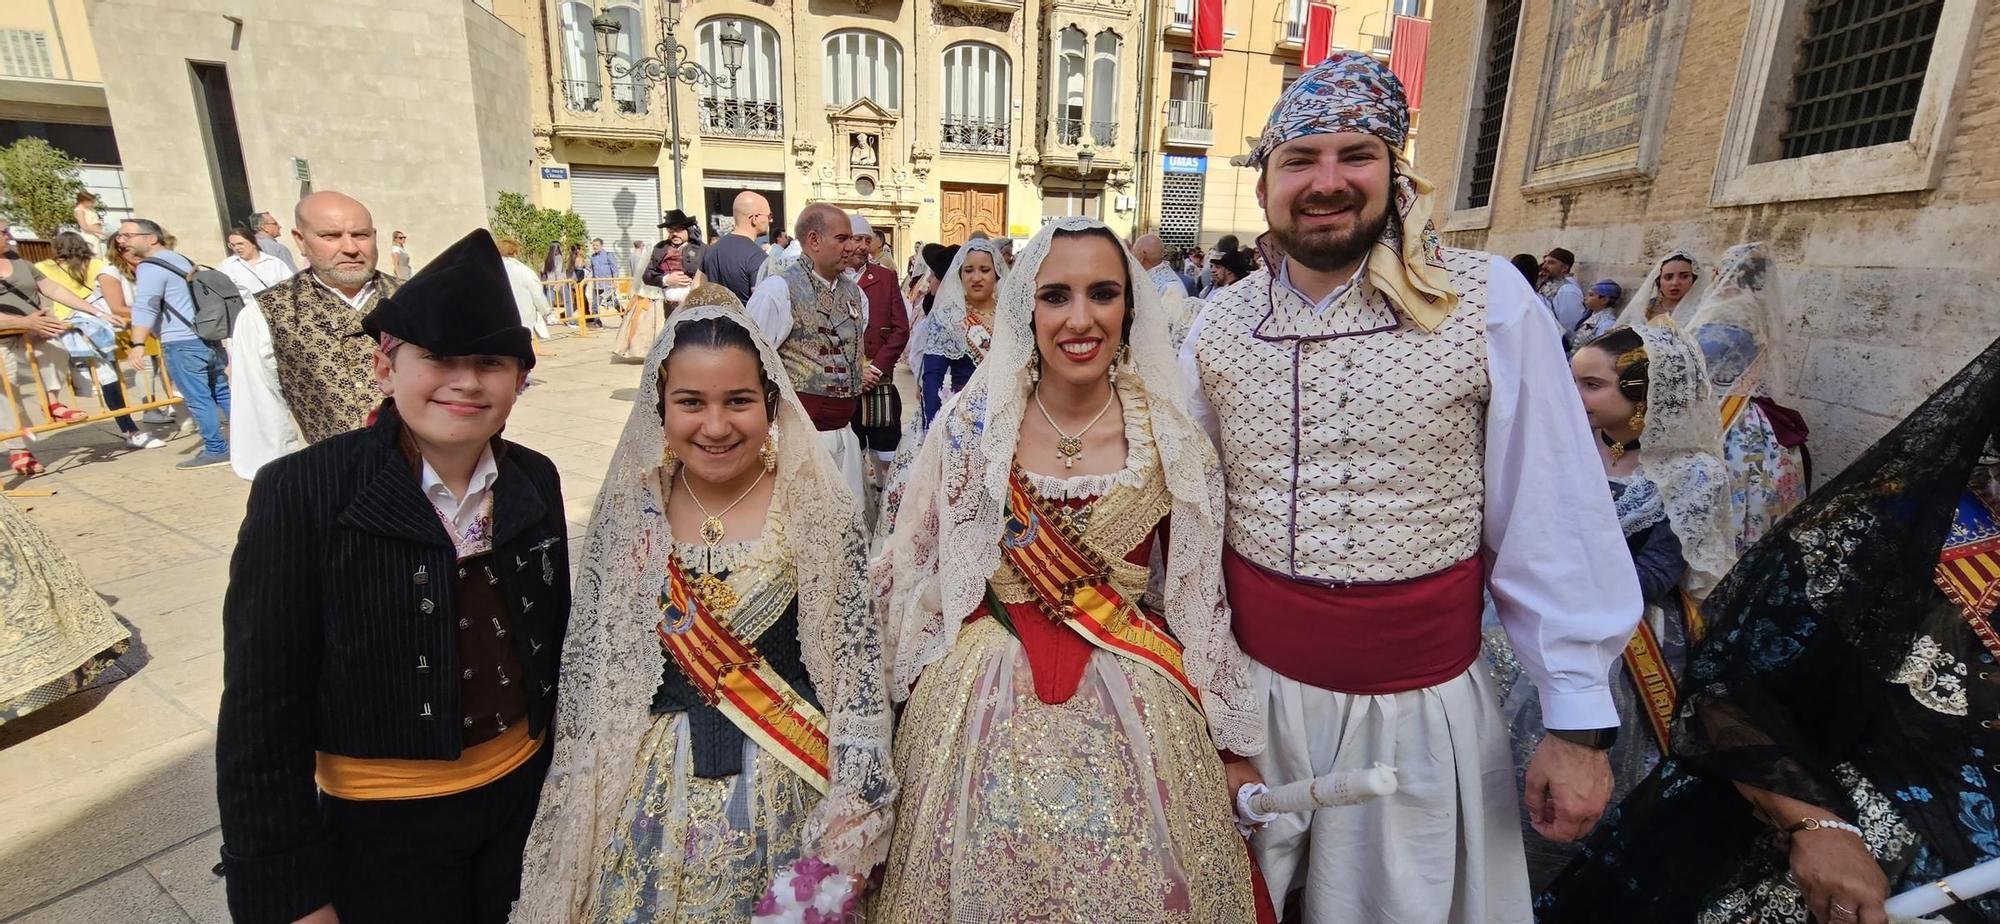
[873,217,1263,921]
[0,497,129,724]
[512,284,895,922]
[1490,323,1734,887]
[916,237,1006,427]
[1538,334,2000,923]
[1617,247,1705,328]
[1686,242,1811,554]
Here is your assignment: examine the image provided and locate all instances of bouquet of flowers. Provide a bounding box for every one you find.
[751,857,860,923]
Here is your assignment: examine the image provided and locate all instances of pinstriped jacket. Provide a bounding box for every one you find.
[214,405,569,924]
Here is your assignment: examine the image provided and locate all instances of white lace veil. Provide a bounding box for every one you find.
[1622,322,1737,601]
[913,237,1008,361]
[1684,241,1788,404]
[1615,246,1708,329]
[873,216,1263,755]
[513,286,895,921]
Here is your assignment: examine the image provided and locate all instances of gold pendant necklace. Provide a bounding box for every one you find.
[680,467,767,612]
[1034,385,1118,469]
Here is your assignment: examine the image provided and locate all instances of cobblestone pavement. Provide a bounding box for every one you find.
[0,332,640,922]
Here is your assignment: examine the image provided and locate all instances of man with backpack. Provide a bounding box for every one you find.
[123,217,235,470]
[227,191,401,480]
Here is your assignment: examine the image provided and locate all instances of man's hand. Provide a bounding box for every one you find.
[861,363,883,389]
[665,271,693,288]
[1523,733,1613,842]
[293,904,339,924]
[125,345,148,371]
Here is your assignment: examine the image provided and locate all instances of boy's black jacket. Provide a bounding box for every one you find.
[215,404,570,924]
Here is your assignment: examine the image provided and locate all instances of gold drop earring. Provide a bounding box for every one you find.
[1628,401,1647,433]
[760,434,778,473]
[660,442,678,467]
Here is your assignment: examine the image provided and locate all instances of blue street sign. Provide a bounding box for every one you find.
[1162,155,1207,175]
[541,166,570,180]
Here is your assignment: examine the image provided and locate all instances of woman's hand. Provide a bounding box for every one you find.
[1788,828,1888,924]
[293,904,339,924]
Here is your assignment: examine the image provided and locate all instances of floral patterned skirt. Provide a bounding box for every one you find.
[1722,404,1807,554]
[872,619,1254,923]
[587,712,819,923]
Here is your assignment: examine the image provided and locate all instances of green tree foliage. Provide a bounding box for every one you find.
[490,192,591,267]
[0,138,86,240]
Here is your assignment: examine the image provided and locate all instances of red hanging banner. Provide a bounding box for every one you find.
[1302,3,1337,67]
[1193,0,1225,59]
[1389,15,1432,111]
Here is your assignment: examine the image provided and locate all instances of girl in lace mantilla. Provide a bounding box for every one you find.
[1490,322,1734,888]
[873,218,1264,922]
[511,286,895,923]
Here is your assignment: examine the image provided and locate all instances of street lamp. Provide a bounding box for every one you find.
[592,4,746,211]
[1075,144,1097,218]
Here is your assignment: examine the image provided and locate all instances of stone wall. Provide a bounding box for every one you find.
[88,0,534,267]
[1414,0,2000,476]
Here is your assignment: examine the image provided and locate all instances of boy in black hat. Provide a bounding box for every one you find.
[216,229,569,924]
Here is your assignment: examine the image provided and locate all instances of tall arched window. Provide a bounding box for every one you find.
[698,17,782,137]
[824,31,902,110]
[605,1,647,114]
[557,1,601,111]
[1090,30,1120,146]
[1055,26,1086,145]
[941,43,1010,152]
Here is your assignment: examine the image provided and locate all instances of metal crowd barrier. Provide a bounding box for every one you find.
[0,330,183,446]
[539,275,636,337]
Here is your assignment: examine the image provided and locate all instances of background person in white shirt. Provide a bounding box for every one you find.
[219,227,294,315]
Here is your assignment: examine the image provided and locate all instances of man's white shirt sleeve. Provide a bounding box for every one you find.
[227,303,305,481]
[1481,255,1642,730]
[744,275,794,346]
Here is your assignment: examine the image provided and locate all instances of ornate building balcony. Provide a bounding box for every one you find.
[940,116,1009,153]
[1051,117,1118,148]
[698,97,782,140]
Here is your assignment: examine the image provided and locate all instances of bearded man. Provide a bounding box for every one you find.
[1178,52,1642,922]
[230,191,401,480]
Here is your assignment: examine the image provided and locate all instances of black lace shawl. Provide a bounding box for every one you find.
[1539,335,2000,923]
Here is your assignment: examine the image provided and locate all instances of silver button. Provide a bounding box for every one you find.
[419,598,435,615]
[413,566,428,586]
[419,703,433,719]
[462,716,474,728]
[463,668,475,680]
[458,617,470,630]
[416,655,429,671]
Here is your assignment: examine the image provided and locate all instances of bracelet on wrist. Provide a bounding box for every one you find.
[1782,816,1865,840]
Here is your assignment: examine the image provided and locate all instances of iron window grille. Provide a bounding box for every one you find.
[1465,0,1521,209]
[1776,0,1943,158]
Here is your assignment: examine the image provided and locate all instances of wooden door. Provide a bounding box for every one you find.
[940,184,1007,245]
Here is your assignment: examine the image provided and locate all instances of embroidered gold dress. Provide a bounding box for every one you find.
[873,398,1254,923]
[588,502,823,922]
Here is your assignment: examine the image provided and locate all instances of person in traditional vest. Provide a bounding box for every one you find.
[1177,51,1643,922]
[843,214,909,499]
[744,202,869,500]
[229,190,403,480]
[216,229,567,924]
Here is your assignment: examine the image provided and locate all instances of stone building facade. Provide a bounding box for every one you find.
[1413,0,2000,474]
[529,0,1150,270]
[86,0,536,264]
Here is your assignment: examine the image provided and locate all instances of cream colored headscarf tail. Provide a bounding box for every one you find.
[512,285,896,922]
[874,216,1264,756]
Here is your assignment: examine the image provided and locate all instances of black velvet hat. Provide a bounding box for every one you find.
[922,242,959,278]
[361,228,536,369]
[658,208,697,230]
[1217,248,1258,280]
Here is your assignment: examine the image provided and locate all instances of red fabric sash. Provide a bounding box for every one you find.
[1224,547,1484,694]
[796,393,859,431]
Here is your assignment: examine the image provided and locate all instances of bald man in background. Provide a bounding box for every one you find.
[701,190,773,301]
[745,202,868,497]
[1132,233,1186,297]
[228,190,401,479]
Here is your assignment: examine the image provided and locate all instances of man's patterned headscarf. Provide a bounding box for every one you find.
[1251,51,1409,166]
[1247,51,1462,332]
